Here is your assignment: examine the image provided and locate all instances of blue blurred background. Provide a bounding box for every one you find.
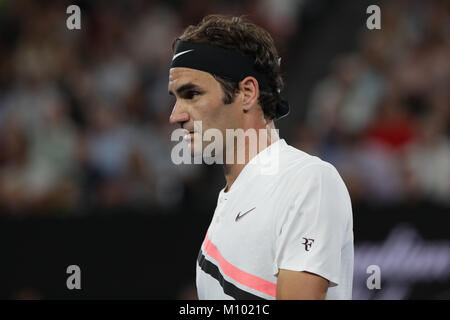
[0,0,449,299]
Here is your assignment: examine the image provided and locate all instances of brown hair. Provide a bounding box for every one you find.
[173,14,284,120]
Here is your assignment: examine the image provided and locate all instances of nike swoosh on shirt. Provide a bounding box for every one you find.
[172,49,194,61]
[235,207,256,222]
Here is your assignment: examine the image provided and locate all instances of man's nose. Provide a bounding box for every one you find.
[169,102,189,125]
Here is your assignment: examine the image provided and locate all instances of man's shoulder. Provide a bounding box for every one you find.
[279,142,336,175]
[277,143,352,216]
[274,142,348,195]
[254,139,344,189]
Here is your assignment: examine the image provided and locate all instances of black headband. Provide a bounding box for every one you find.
[170,41,289,120]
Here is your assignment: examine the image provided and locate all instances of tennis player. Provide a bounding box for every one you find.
[168,15,354,300]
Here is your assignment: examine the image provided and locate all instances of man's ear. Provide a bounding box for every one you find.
[239,76,259,113]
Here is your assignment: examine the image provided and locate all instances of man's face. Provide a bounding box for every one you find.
[168,67,241,156]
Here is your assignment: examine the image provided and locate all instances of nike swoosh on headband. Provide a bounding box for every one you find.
[172,49,194,61]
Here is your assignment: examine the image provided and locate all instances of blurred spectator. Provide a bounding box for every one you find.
[300,0,449,207]
[404,114,450,205]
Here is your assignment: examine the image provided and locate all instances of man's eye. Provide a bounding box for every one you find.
[185,91,200,99]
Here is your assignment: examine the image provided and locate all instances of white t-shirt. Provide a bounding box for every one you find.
[196,139,354,300]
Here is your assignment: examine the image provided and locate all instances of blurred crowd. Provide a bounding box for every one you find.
[294,0,450,207]
[0,0,300,215]
[0,0,448,216]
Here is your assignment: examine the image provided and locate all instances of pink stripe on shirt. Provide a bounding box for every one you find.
[202,233,277,298]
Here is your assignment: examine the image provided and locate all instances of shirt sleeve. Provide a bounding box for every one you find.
[272,162,352,287]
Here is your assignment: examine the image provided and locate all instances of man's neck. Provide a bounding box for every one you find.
[222,121,279,193]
